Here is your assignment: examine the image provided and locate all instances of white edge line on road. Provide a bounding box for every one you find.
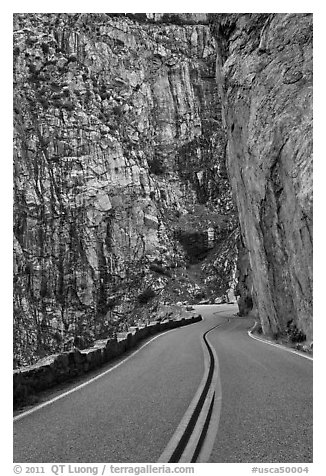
[248,322,313,361]
[14,327,180,422]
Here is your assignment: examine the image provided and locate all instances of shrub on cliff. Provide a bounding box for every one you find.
[149,263,172,277]
[41,42,50,55]
[137,288,156,304]
[256,323,263,334]
[148,157,166,175]
[161,14,184,25]
[194,291,206,300]
[286,320,306,343]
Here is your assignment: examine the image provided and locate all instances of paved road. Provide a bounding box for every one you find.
[13,305,312,463]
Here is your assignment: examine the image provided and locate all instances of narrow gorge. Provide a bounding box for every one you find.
[13,13,313,369]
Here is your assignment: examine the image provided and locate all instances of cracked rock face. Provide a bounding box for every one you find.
[13,13,313,366]
[13,13,236,366]
[212,13,313,340]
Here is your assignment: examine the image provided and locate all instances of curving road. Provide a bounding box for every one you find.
[13,304,313,463]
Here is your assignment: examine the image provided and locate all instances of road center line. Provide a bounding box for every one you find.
[158,321,224,463]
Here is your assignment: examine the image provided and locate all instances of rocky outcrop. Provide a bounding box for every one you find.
[13,13,236,367]
[211,14,313,340]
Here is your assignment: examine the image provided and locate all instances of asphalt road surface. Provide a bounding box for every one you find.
[13,304,312,463]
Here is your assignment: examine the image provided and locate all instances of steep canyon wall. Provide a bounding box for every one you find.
[13,13,313,367]
[13,13,237,366]
[211,13,313,340]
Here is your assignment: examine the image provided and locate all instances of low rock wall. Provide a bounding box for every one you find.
[13,314,202,407]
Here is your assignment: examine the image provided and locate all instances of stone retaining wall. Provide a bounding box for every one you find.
[13,314,202,407]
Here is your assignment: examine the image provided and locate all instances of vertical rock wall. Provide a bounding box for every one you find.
[14,12,312,366]
[211,13,313,339]
[13,13,237,366]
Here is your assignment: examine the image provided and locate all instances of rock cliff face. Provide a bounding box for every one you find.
[13,13,237,366]
[211,13,313,340]
[13,13,313,367]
